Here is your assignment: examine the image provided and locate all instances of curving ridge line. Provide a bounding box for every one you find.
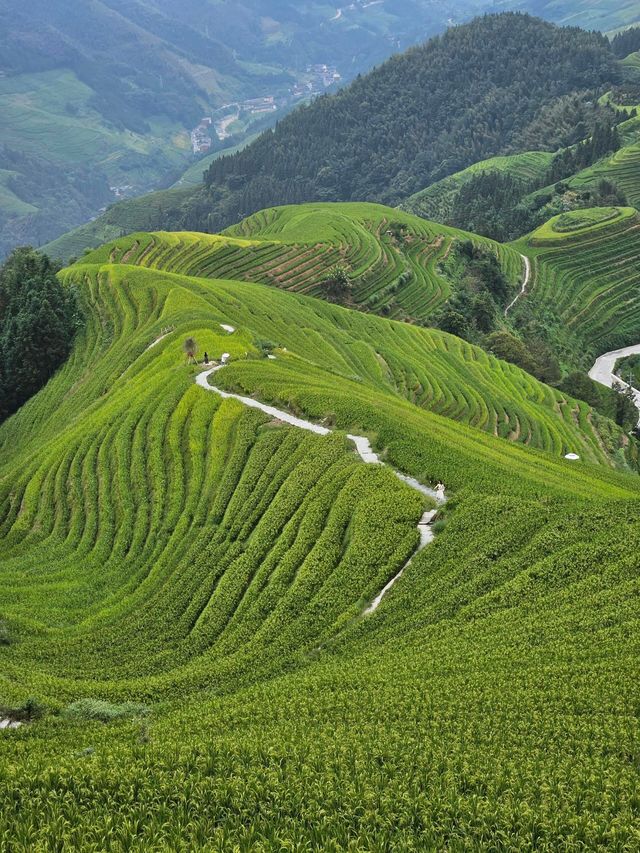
[589,343,640,425]
[505,254,532,316]
[196,356,445,613]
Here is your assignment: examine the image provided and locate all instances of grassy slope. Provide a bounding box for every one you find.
[77,203,524,324]
[1,235,639,846]
[0,70,187,173]
[517,111,640,209]
[402,151,554,222]
[403,105,640,231]
[0,70,193,228]
[511,205,640,366]
[42,136,261,261]
[43,186,199,262]
[172,134,261,188]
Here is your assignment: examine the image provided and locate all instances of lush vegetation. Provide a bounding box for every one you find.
[612,26,640,59]
[506,0,640,32]
[44,13,627,262]
[618,353,640,388]
[404,110,630,241]
[0,247,79,422]
[1,222,640,847]
[83,203,523,324]
[0,0,504,259]
[86,200,640,421]
[43,187,200,263]
[510,206,640,373]
[55,13,615,252]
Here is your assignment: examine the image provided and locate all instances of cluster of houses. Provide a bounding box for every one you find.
[191,65,342,152]
[191,118,213,154]
[292,65,342,100]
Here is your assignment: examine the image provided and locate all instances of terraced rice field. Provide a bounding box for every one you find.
[402,152,554,223]
[569,139,640,208]
[2,212,640,848]
[89,203,523,323]
[513,206,640,366]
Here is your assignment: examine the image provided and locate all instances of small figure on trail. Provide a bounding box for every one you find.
[203,351,209,365]
[435,481,445,501]
[183,337,198,364]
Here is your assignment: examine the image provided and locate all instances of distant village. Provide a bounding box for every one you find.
[190,64,342,155]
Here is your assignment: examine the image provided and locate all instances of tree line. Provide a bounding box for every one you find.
[0,248,79,423]
[171,14,620,235]
[447,114,628,242]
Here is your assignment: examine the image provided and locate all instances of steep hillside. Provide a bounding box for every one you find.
[1,230,639,847]
[503,0,640,31]
[402,151,554,225]
[404,102,640,241]
[45,14,620,260]
[511,206,640,370]
[0,0,496,258]
[560,115,640,208]
[196,14,617,229]
[84,203,522,323]
[43,187,199,263]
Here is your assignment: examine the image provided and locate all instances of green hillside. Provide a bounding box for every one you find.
[502,0,640,31]
[1,220,640,846]
[43,187,200,263]
[511,206,640,367]
[562,128,640,208]
[0,0,501,258]
[82,203,522,323]
[44,14,621,261]
[402,151,554,223]
[403,99,640,243]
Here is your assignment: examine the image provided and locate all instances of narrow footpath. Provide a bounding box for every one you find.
[504,254,532,316]
[196,356,446,613]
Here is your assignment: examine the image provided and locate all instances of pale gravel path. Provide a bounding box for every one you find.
[146,332,170,351]
[196,356,446,613]
[589,343,640,425]
[505,254,532,316]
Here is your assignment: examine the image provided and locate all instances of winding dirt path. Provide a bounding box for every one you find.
[505,254,532,316]
[589,343,640,425]
[196,356,446,612]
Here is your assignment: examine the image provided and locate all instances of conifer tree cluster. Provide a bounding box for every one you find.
[611,26,640,59]
[193,15,618,235]
[0,248,79,422]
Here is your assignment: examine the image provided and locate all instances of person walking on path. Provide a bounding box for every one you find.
[203,351,209,365]
[435,481,445,501]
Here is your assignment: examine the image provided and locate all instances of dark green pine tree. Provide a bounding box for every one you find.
[0,247,79,422]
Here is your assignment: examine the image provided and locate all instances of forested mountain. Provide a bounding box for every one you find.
[403,109,635,241]
[197,14,617,227]
[45,13,619,257]
[0,0,490,258]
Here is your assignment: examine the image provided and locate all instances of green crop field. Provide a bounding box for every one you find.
[43,186,199,262]
[2,206,640,848]
[511,206,640,367]
[0,70,189,176]
[84,202,523,323]
[402,152,554,223]
[515,113,640,211]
